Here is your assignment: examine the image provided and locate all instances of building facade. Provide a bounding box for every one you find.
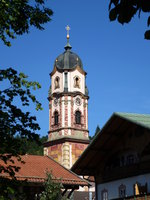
[44,29,89,169]
[72,112,150,200]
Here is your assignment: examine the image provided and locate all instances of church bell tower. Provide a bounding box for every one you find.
[44,26,89,169]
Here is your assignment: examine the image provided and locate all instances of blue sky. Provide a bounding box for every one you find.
[1,0,150,137]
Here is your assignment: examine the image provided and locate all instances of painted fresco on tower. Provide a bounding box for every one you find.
[44,26,90,169]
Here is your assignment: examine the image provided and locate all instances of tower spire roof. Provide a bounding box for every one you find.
[64,25,72,50]
[54,25,84,70]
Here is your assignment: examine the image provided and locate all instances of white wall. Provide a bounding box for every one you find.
[85,99,88,129]
[69,69,85,94]
[51,99,60,114]
[73,95,84,113]
[51,71,63,93]
[97,174,150,200]
[51,69,86,95]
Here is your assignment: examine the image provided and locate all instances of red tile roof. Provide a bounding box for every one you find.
[0,155,89,186]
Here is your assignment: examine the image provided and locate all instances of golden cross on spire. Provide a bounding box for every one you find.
[66,25,70,39]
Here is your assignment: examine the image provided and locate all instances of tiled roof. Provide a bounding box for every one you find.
[0,155,89,186]
[115,112,150,129]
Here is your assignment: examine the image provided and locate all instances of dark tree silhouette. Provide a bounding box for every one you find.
[0,68,42,173]
[89,125,100,141]
[0,0,53,46]
[0,1,53,199]
[109,0,150,39]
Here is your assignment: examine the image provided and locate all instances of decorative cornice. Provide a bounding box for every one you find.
[43,137,90,147]
[48,127,89,134]
[48,91,89,101]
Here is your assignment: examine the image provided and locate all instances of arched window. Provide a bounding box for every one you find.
[54,111,59,125]
[54,77,60,89]
[101,189,108,200]
[119,184,126,198]
[75,111,81,124]
[74,76,80,88]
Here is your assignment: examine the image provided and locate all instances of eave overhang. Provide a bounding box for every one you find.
[71,112,150,177]
[50,65,87,77]
[44,137,90,147]
[48,91,89,101]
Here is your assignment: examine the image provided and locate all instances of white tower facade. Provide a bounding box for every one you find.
[44,28,89,168]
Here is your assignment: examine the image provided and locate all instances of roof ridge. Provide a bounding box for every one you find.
[22,154,46,157]
[115,112,150,116]
[46,155,90,185]
[72,111,150,172]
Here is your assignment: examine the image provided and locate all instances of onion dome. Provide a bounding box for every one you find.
[54,26,83,70]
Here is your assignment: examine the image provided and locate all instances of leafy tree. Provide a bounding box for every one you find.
[39,172,68,200]
[0,1,53,198]
[0,0,53,46]
[22,136,48,155]
[0,178,27,200]
[89,125,100,141]
[109,0,150,39]
[0,0,53,175]
[94,125,100,136]
[0,68,42,176]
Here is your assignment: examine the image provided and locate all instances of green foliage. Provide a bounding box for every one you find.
[21,136,48,155]
[89,125,100,141]
[0,0,53,46]
[94,125,100,136]
[39,172,68,200]
[0,1,52,198]
[0,67,42,177]
[109,0,150,40]
[0,178,27,200]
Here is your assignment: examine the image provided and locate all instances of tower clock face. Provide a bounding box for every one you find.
[54,98,58,106]
[75,97,81,106]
